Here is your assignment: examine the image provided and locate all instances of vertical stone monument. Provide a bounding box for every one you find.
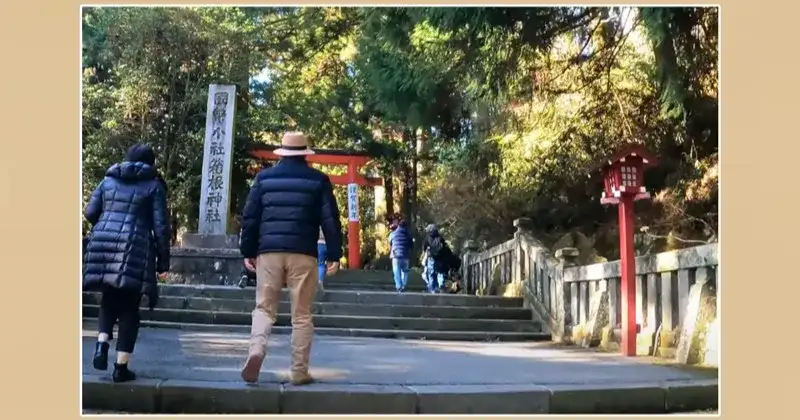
[182,84,238,249]
[170,84,242,286]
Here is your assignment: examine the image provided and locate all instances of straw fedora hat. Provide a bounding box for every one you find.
[274,131,315,156]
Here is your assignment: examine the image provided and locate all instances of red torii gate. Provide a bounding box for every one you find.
[248,144,382,269]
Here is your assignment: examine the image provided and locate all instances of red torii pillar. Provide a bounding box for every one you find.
[248,145,382,269]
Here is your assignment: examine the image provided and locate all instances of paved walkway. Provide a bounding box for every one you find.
[82,326,718,413]
[82,326,715,386]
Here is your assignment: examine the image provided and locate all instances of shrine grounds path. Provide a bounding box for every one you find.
[81,323,718,414]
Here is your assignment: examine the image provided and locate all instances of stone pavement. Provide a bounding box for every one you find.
[82,325,718,414]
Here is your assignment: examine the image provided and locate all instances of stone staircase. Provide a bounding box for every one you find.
[81,268,718,415]
[81,270,548,342]
[312,269,429,292]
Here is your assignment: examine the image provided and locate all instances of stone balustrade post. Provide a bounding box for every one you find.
[676,267,717,364]
[513,217,533,239]
[552,247,579,343]
[461,240,479,294]
[512,218,532,283]
[555,247,580,267]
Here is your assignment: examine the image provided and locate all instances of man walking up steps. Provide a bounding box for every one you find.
[238,132,343,386]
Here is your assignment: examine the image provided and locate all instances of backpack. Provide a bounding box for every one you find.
[428,236,444,257]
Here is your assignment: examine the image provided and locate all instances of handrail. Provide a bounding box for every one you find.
[460,218,719,355]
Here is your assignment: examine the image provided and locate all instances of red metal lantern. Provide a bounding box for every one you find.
[592,144,659,357]
[598,145,658,204]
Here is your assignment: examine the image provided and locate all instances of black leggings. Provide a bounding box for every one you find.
[98,288,142,354]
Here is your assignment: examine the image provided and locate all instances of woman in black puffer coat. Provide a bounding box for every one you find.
[83,143,171,383]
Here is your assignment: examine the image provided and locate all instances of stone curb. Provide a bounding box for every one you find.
[82,318,551,342]
[156,284,525,307]
[82,375,718,414]
[81,293,533,319]
[81,305,540,333]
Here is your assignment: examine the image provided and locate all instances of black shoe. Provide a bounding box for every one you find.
[112,363,137,383]
[92,342,109,371]
[237,275,248,289]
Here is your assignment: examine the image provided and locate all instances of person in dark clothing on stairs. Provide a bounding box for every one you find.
[237,256,257,288]
[235,164,271,289]
[422,224,451,293]
[83,143,171,383]
[235,214,257,289]
[437,241,463,293]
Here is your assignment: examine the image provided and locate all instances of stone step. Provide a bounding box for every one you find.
[82,305,541,333]
[168,259,430,287]
[171,277,431,290]
[319,282,429,292]
[323,269,424,284]
[222,271,428,288]
[156,284,524,308]
[82,318,548,342]
[82,293,532,320]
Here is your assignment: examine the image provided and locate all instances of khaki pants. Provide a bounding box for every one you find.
[249,252,318,375]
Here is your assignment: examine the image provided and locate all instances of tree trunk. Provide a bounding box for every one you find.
[411,128,419,229]
[401,129,413,226]
[170,208,179,246]
[383,167,394,218]
[400,163,412,225]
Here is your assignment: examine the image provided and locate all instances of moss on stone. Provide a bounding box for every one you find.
[501,281,524,298]
[486,262,503,296]
[598,326,621,352]
[571,324,588,344]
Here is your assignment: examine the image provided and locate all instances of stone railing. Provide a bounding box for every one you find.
[461,218,571,340]
[562,242,718,364]
[461,218,719,366]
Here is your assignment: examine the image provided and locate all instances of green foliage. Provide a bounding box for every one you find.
[83,7,281,236]
[413,7,718,256]
[82,6,718,258]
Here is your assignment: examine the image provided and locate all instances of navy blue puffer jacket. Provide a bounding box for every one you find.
[240,156,343,261]
[82,161,171,296]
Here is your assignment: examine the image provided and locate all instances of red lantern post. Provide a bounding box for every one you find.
[596,145,658,357]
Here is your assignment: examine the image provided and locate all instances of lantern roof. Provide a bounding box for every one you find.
[591,144,659,173]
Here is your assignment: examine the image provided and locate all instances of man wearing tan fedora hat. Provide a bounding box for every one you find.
[239,131,343,385]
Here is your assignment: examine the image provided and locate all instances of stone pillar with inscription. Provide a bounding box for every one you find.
[168,85,243,287]
[182,84,239,250]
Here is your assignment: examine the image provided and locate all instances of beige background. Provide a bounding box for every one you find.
[0,0,786,418]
